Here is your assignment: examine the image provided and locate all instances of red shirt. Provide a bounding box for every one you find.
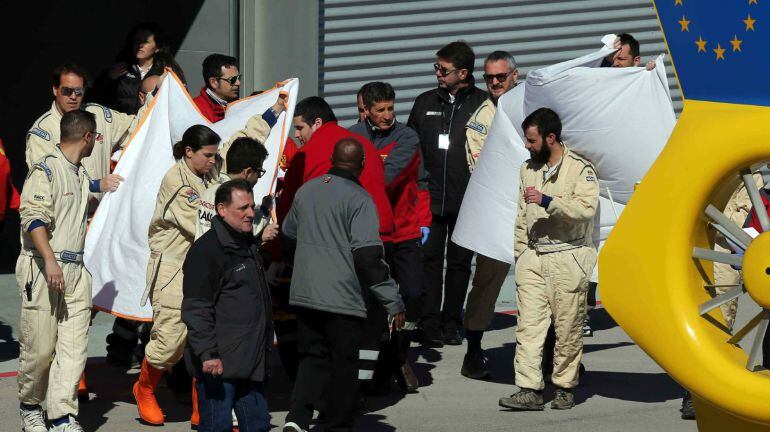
[277,122,394,243]
[193,87,225,123]
[0,138,20,222]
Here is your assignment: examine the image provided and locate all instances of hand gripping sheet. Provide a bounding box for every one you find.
[453,42,674,264]
[85,72,299,320]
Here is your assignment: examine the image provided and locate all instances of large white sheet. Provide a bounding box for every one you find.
[85,73,299,320]
[452,40,674,265]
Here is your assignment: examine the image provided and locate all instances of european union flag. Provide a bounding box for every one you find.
[656,0,770,106]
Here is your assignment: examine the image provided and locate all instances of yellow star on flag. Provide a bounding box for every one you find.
[744,15,757,31]
[678,16,691,31]
[674,0,683,4]
[749,0,758,4]
[730,35,743,51]
[695,36,707,52]
[713,43,726,60]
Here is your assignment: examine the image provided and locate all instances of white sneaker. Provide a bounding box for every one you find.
[283,421,307,432]
[19,404,47,432]
[48,416,84,432]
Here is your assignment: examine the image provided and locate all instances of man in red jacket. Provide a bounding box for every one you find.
[278,97,393,240]
[349,82,430,392]
[277,96,394,396]
[193,54,241,123]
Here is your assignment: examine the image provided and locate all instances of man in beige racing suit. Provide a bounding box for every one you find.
[17,111,123,432]
[499,108,598,412]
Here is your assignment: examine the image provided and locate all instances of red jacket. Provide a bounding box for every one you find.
[0,139,20,223]
[277,122,394,242]
[193,87,226,123]
[349,121,431,243]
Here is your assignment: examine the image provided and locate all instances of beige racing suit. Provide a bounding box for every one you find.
[513,146,599,391]
[463,97,512,331]
[16,149,94,419]
[144,160,213,370]
[26,102,134,182]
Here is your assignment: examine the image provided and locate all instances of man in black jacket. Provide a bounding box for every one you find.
[407,41,487,347]
[182,179,273,432]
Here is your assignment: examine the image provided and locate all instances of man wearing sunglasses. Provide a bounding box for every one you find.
[194,54,242,123]
[27,63,137,187]
[195,137,278,242]
[461,50,519,380]
[407,41,487,348]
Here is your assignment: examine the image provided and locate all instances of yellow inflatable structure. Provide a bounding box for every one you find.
[600,1,770,430]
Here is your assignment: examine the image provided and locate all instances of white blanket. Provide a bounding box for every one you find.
[85,73,299,320]
[452,41,675,265]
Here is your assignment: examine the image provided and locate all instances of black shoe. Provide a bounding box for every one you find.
[461,351,491,380]
[395,362,419,393]
[420,330,444,348]
[680,391,696,420]
[443,328,462,345]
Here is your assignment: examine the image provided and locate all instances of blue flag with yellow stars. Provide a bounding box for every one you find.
[656,0,769,106]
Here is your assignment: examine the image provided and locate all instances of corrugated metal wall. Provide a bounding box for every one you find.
[319,0,681,126]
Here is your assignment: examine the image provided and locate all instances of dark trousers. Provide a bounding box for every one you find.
[421,212,474,337]
[196,377,269,432]
[392,238,424,323]
[287,308,364,432]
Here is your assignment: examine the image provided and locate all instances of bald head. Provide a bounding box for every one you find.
[331,137,365,177]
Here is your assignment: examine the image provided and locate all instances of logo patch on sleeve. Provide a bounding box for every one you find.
[33,194,45,202]
[29,127,51,141]
[466,121,487,134]
[183,189,199,203]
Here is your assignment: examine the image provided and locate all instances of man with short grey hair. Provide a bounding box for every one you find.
[461,50,519,380]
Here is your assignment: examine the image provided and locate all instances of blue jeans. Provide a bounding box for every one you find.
[196,376,270,432]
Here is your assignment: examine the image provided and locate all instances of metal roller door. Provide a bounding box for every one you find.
[319,0,681,125]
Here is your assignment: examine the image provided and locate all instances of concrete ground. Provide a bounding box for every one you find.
[0,270,697,431]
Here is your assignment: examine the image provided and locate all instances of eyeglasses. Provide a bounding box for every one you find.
[433,63,461,77]
[60,87,84,97]
[217,74,241,85]
[483,71,514,84]
[255,168,266,178]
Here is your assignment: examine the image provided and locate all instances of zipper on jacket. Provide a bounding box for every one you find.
[441,100,456,217]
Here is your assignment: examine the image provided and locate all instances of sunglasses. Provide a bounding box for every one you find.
[60,87,84,97]
[483,71,514,84]
[217,74,241,85]
[433,63,461,77]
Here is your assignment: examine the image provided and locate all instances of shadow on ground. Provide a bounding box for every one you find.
[0,321,19,362]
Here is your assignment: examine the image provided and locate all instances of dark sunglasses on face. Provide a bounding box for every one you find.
[433,63,460,77]
[483,71,514,84]
[217,74,241,85]
[60,87,84,97]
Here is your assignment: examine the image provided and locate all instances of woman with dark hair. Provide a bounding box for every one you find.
[94,23,170,114]
[132,124,219,428]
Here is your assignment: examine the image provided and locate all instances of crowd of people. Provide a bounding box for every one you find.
[8,21,691,432]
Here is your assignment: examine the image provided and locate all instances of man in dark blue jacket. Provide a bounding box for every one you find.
[182,179,273,432]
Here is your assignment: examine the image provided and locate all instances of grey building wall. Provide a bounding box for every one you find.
[240,0,320,100]
[175,0,240,94]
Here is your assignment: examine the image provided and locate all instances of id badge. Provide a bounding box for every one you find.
[438,134,450,150]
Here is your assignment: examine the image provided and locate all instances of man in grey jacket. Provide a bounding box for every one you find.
[281,138,405,432]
